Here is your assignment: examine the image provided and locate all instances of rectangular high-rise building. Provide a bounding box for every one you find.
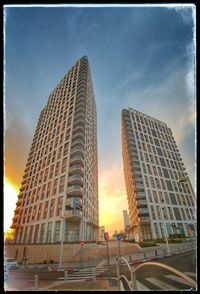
[11,56,99,244]
[122,108,196,241]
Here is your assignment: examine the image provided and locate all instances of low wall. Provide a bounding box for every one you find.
[4,242,142,264]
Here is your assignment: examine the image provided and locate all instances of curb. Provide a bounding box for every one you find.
[129,249,194,266]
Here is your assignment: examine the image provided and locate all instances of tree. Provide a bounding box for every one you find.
[4,229,15,243]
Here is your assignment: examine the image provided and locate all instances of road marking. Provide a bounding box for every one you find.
[136,280,150,290]
[146,277,178,290]
[184,272,196,278]
[165,275,195,287]
[55,267,107,282]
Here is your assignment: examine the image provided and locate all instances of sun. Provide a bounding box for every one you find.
[4,178,19,232]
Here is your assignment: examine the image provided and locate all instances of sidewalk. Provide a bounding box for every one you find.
[96,241,196,268]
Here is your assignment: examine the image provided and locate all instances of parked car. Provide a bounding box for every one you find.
[4,258,19,270]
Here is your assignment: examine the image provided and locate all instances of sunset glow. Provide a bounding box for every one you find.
[4,178,19,232]
[99,165,128,235]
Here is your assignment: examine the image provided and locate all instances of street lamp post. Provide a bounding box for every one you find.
[59,215,65,269]
[159,207,170,255]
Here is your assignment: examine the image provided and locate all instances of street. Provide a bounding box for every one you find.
[113,250,197,290]
[4,250,197,291]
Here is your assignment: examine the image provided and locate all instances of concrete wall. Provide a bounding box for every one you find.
[4,242,142,264]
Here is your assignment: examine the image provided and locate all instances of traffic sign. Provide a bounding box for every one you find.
[116,235,122,241]
[104,232,109,241]
[80,240,85,246]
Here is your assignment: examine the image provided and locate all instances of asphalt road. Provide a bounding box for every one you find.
[4,250,197,291]
[113,250,197,290]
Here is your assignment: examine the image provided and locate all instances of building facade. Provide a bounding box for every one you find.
[98,226,105,242]
[123,210,133,240]
[11,56,99,244]
[122,108,196,241]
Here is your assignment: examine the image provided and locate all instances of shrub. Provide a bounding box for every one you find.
[139,241,158,247]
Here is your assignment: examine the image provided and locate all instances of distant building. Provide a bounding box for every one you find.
[123,210,132,240]
[11,56,99,244]
[122,107,196,241]
[123,210,131,228]
[98,226,105,242]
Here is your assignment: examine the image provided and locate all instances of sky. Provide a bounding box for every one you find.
[4,4,196,235]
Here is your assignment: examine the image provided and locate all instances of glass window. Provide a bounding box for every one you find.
[173,207,182,220]
[162,168,170,178]
[55,221,61,242]
[166,180,173,191]
[169,193,177,205]
[46,222,52,243]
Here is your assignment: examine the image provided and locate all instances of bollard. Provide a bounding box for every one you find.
[131,269,137,291]
[64,271,68,284]
[92,268,96,283]
[129,256,132,262]
[116,260,120,291]
[34,275,38,289]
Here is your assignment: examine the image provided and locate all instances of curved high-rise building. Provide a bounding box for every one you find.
[122,107,196,241]
[11,56,99,244]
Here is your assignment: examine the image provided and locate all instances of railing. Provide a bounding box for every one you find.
[116,255,197,291]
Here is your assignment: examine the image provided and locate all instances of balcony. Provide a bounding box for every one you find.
[72,138,85,149]
[16,198,22,205]
[131,157,139,165]
[133,170,142,177]
[135,184,145,192]
[65,209,82,222]
[71,146,84,157]
[75,109,85,118]
[136,192,146,199]
[128,142,137,149]
[67,185,83,196]
[69,165,83,175]
[76,96,85,104]
[73,118,85,129]
[72,131,85,142]
[14,206,21,213]
[136,200,148,207]
[19,185,25,192]
[74,112,85,122]
[76,101,86,110]
[21,179,26,186]
[68,174,83,186]
[76,105,86,115]
[66,197,83,209]
[140,216,150,223]
[12,214,19,222]
[18,192,24,199]
[70,155,84,166]
[73,124,85,134]
[138,208,149,215]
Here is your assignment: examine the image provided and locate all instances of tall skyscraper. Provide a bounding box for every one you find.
[11,56,99,244]
[122,108,196,241]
